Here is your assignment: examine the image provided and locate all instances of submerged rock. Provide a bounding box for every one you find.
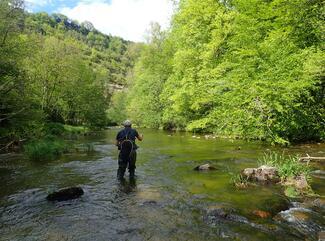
[136,185,161,204]
[274,207,324,239]
[46,187,84,202]
[204,204,249,225]
[299,197,325,214]
[310,198,325,210]
[140,200,158,206]
[252,210,271,219]
[258,196,291,216]
[204,204,284,234]
[194,164,217,171]
[319,231,325,241]
[242,165,280,183]
[311,170,325,179]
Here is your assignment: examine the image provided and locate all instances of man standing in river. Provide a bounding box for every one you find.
[115,120,143,181]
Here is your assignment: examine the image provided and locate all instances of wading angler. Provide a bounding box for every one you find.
[115,120,143,180]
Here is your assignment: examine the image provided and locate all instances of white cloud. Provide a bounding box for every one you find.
[60,0,174,42]
[26,0,51,6]
[26,0,52,7]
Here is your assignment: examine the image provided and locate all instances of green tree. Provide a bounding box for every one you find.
[25,36,107,127]
[127,23,174,128]
[0,0,43,144]
[127,0,324,144]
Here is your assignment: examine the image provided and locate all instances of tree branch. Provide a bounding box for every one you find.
[0,107,25,122]
[299,155,325,162]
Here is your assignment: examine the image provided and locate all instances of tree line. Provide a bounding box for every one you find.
[110,0,324,144]
[0,0,140,149]
[1,0,324,148]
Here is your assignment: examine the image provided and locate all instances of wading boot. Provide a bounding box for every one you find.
[117,168,125,181]
[129,169,135,180]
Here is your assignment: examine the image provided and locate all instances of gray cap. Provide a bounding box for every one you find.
[123,120,132,127]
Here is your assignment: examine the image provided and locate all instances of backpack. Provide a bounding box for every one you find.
[118,129,134,160]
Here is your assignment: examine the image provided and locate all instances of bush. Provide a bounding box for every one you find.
[258,152,311,180]
[24,137,67,161]
[44,122,65,136]
[44,122,89,135]
[63,124,88,135]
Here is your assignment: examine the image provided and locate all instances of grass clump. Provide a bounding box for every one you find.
[24,136,68,161]
[258,152,311,180]
[258,152,316,197]
[230,173,250,189]
[284,186,299,198]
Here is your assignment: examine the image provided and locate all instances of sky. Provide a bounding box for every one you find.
[25,0,175,42]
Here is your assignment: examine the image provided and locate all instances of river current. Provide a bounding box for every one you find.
[0,128,324,240]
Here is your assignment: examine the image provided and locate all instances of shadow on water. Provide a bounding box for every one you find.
[0,128,324,241]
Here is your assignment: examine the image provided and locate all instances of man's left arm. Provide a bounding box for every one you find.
[135,130,143,141]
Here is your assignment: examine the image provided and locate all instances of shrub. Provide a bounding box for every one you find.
[44,122,65,136]
[63,124,88,135]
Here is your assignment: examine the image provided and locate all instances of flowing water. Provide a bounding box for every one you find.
[0,129,324,241]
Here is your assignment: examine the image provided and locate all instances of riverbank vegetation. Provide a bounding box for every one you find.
[0,0,140,152]
[1,0,324,150]
[110,0,324,145]
[234,151,314,197]
[24,136,67,161]
[259,152,311,180]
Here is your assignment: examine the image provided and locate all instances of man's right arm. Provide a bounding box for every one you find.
[116,132,121,146]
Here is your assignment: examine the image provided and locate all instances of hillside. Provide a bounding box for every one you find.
[0,0,142,147]
[25,12,141,87]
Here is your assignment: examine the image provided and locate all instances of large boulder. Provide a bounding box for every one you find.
[283,175,311,192]
[242,165,280,183]
[46,187,84,202]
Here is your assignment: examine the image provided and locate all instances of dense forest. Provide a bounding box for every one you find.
[1,0,324,149]
[109,0,324,145]
[0,0,142,150]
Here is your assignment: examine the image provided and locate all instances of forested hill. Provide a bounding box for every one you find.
[109,0,324,145]
[25,12,137,86]
[0,0,141,147]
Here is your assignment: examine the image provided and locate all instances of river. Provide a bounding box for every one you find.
[0,128,324,241]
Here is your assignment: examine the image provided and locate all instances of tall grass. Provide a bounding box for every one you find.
[24,137,68,161]
[230,173,250,188]
[258,152,311,180]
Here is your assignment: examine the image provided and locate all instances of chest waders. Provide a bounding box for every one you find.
[117,130,136,180]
